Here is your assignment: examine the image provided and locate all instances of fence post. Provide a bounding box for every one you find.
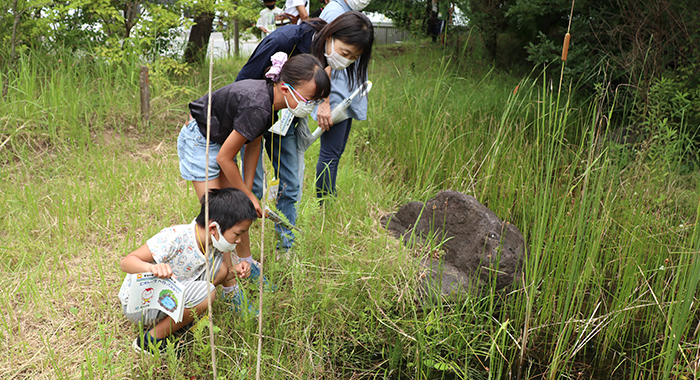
[139,66,150,124]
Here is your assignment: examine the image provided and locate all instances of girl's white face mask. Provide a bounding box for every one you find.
[211,222,237,252]
[283,87,316,118]
[324,38,355,70]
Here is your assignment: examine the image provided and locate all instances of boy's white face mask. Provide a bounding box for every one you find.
[211,222,237,252]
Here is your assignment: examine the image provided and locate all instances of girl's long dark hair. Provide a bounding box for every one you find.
[310,11,374,89]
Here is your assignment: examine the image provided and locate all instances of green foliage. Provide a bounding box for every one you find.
[356,42,700,379]
[2,38,700,380]
[524,31,559,67]
[217,0,261,43]
[627,76,700,173]
[425,0,700,166]
[365,0,431,36]
[0,0,187,62]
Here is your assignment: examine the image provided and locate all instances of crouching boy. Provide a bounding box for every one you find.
[117,187,257,355]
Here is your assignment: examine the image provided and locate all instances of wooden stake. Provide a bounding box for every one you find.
[139,66,150,124]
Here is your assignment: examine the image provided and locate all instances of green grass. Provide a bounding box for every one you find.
[1,40,699,379]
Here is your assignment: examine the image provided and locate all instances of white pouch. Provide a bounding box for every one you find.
[267,177,279,202]
[269,109,295,136]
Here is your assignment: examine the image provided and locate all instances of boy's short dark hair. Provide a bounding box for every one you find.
[195,188,257,232]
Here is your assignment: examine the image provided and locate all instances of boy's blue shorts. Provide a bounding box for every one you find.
[177,118,222,182]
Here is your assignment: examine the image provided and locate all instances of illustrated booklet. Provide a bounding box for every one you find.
[127,273,186,323]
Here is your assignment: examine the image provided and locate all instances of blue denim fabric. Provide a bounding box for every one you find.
[316,118,352,198]
[263,127,299,250]
[240,126,300,250]
[177,118,222,182]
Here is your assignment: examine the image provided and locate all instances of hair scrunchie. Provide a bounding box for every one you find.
[265,52,288,82]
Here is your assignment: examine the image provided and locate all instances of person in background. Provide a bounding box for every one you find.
[310,0,330,18]
[431,0,452,44]
[257,0,283,37]
[277,0,308,25]
[314,0,372,202]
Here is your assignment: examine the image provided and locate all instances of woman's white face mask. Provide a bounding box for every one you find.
[345,0,370,11]
[324,38,356,70]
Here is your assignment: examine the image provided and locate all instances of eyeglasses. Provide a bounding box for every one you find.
[283,84,324,106]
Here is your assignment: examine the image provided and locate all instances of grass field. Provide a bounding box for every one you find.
[1,40,699,379]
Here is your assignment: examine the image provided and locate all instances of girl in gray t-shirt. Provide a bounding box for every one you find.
[176,53,330,290]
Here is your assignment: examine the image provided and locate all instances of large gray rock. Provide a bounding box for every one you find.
[382,190,527,297]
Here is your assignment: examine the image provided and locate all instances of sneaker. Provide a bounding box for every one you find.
[249,262,278,292]
[132,331,167,357]
[222,288,259,317]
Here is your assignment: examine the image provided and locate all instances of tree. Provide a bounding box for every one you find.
[365,0,438,37]
[182,0,258,63]
[183,3,215,64]
[462,0,513,61]
[219,0,259,58]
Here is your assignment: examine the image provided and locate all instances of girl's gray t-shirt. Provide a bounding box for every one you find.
[189,79,275,145]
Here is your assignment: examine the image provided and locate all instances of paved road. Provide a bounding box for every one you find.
[207,32,259,59]
[174,32,260,59]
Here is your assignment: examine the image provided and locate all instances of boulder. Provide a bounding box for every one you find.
[382,190,527,297]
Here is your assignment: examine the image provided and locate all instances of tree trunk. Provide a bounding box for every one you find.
[233,0,240,57]
[10,0,19,59]
[234,18,239,57]
[4,0,20,99]
[123,1,141,40]
[482,31,497,62]
[183,11,215,64]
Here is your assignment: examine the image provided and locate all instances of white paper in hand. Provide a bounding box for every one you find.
[127,273,186,323]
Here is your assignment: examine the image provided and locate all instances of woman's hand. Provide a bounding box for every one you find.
[317,100,333,131]
[150,263,175,279]
[250,194,263,217]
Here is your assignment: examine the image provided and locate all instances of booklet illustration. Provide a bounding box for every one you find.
[127,273,186,323]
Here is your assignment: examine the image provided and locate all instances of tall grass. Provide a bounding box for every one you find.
[1,41,698,379]
[353,41,700,379]
[0,48,242,161]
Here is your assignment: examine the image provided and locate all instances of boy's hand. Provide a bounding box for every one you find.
[150,263,175,279]
[232,261,251,279]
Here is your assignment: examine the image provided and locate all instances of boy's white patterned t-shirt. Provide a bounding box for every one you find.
[118,221,222,305]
